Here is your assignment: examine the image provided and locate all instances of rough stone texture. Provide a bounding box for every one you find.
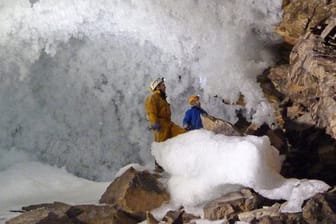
[238,203,281,223]
[99,167,170,218]
[6,202,139,224]
[203,189,262,221]
[201,114,242,136]
[287,17,336,139]
[238,203,305,223]
[146,209,199,224]
[21,202,70,212]
[268,65,290,96]
[276,0,336,45]
[6,202,71,224]
[68,204,139,224]
[302,192,336,224]
[279,213,305,224]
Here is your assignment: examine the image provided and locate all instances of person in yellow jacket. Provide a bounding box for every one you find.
[145,77,186,142]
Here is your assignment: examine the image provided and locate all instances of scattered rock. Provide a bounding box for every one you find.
[99,167,170,218]
[7,203,139,224]
[238,203,281,223]
[68,204,139,224]
[162,208,200,224]
[203,189,264,221]
[6,202,71,224]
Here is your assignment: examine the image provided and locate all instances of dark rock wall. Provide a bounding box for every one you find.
[263,0,336,186]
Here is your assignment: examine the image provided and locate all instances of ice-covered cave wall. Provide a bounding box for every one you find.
[0,0,282,180]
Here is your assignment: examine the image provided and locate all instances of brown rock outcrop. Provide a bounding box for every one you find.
[276,0,336,45]
[266,23,336,180]
[99,167,170,218]
[287,16,336,139]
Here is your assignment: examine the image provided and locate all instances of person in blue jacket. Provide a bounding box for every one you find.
[183,95,208,130]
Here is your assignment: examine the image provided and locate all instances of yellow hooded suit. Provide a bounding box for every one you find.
[145,90,185,142]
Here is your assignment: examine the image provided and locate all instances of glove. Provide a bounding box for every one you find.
[183,124,190,130]
[152,123,161,131]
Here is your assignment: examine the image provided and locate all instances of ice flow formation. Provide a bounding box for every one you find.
[1,0,284,180]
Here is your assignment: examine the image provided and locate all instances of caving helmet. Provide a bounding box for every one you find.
[188,95,200,105]
[150,77,165,91]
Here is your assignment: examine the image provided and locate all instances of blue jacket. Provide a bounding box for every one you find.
[183,106,207,130]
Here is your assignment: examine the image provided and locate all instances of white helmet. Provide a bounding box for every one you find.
[150,77,164,91]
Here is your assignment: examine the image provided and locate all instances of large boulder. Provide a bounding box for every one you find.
[99,167,170,218]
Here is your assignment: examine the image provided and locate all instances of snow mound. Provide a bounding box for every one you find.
[151,130,330,213]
